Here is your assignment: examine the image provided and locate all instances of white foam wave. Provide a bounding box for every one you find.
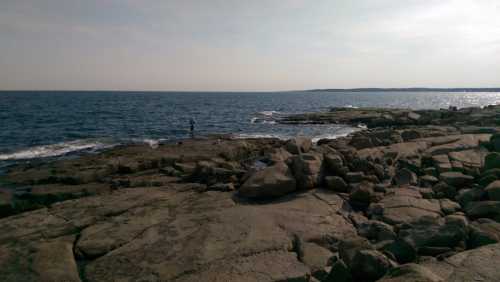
[0,140,115,161]
[258,110,281,117]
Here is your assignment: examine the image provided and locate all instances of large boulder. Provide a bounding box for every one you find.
[357,220,396,242]
[393,168,418,186]
[469,218,500,248]
[350,250,393,281]
[285,137,312,154]
[485,152,500,171]
[379,263,442,282]
[439,171,474,188]
[371,188,442,225]
[292,153,323,190]
[239,162,296,198]
[486,180,500,201]
[325,176,349,193]
[465,201,500,220]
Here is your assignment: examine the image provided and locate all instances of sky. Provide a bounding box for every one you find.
[1,0,500,91]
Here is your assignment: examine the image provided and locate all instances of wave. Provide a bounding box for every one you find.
[0,137,171,161]
[257,110,281,117]
[0,139,116,161]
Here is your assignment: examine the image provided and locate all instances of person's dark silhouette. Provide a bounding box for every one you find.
[189,118,196,138]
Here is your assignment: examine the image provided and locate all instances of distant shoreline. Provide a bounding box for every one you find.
[307,87,500,92]
[1,88,500,93]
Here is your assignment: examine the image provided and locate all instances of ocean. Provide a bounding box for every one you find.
[1,90,500,166]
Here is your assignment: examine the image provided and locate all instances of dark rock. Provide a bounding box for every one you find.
[349,182,375,207]
[439,171,474,188]
[379,263,442,282]
[432,181,457,199]
[486,180,500,201]
[485,152,500,171]
[285,137,312,154]
[382,238,417,264]
[439,199,461,215]
[338,237,373,268]
[465,201,500,220]
[292,153,323,190]
[357,220,396,242]
[456,188,483,208]
[346,172,364,183]
[301,242,334,279]
[207,183,235,192]
[239,162,296,198]
[350,250,393,281]
[325,176,349,193]
[324,259,352,282]
[490,133,500,151]
[469,218,500,248]
[393,168,418,186]
[420,175,439,187]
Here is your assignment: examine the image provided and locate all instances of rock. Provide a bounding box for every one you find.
[432,154,452,173]
[379,263,442,282]
[349,182,375,207]
[324,259,352,282]
[33,237,81,282]
[401,130,422,141]
[325,176,349,192]
[324,153,344,172]
[479,168,500,186]
[469,218,500,248]
[357,220,396,242]
[486,180,500,201]
[207,183,235,192]
[398,216,468,256]
[393,168,418,186]
[439,199,461,215]
[346,172,364,183]
[465,201,500,220]
[490,133,500,151]
[292,153,323,190]
[374,188,442,225]
[349,136,374,149]
[420,243,500,281]
[456,188,482,208]
[485,152,500,171]
[285,137,312,154]
[420,175,439,187]
[268,147,293,163]
[351,250,393,280]
[301,242,333,279]
[338,237,373,268]
[382,238,417,264]
[239,162,296,198]
[439,171,474,187]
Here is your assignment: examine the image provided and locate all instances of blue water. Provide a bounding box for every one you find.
[1,91,500,163]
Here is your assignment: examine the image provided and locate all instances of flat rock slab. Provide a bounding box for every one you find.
[375,189,442,225]
[0,186,355,282]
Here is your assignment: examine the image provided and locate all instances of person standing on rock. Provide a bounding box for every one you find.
[189,118,196,138]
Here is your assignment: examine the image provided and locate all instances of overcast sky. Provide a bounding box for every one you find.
[1,0,500,91]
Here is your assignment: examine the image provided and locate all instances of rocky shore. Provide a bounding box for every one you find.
[3,105,500,281]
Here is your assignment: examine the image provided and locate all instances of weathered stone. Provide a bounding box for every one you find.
[456,188,483,208]
[465,201,500,220]
[351,250,393,281]
[420,175,439,187]
[439,171,474,187]
[439,199,461,215]
[33,236,81,282]
[393,168,418,186]
[301,242,333,278]
[239,162,296,198]
[345,171,364,183]
[379,263,442,282]
[324,259,351,282]
[486,180,500,201]
[485,152,500,170]
[357,220,396,242]
[375,189,442,225]
[292,153,323,190]
[349,182,374,207]
[324,153,344,172]
[325,176,349,193]
[285,137,312,154]
[338,237,373,268]
[469,218,500,248]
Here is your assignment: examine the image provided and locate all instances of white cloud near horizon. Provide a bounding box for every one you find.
[1,0,500,91]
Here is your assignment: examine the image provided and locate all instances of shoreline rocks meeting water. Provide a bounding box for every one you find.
[3,105,500,281]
